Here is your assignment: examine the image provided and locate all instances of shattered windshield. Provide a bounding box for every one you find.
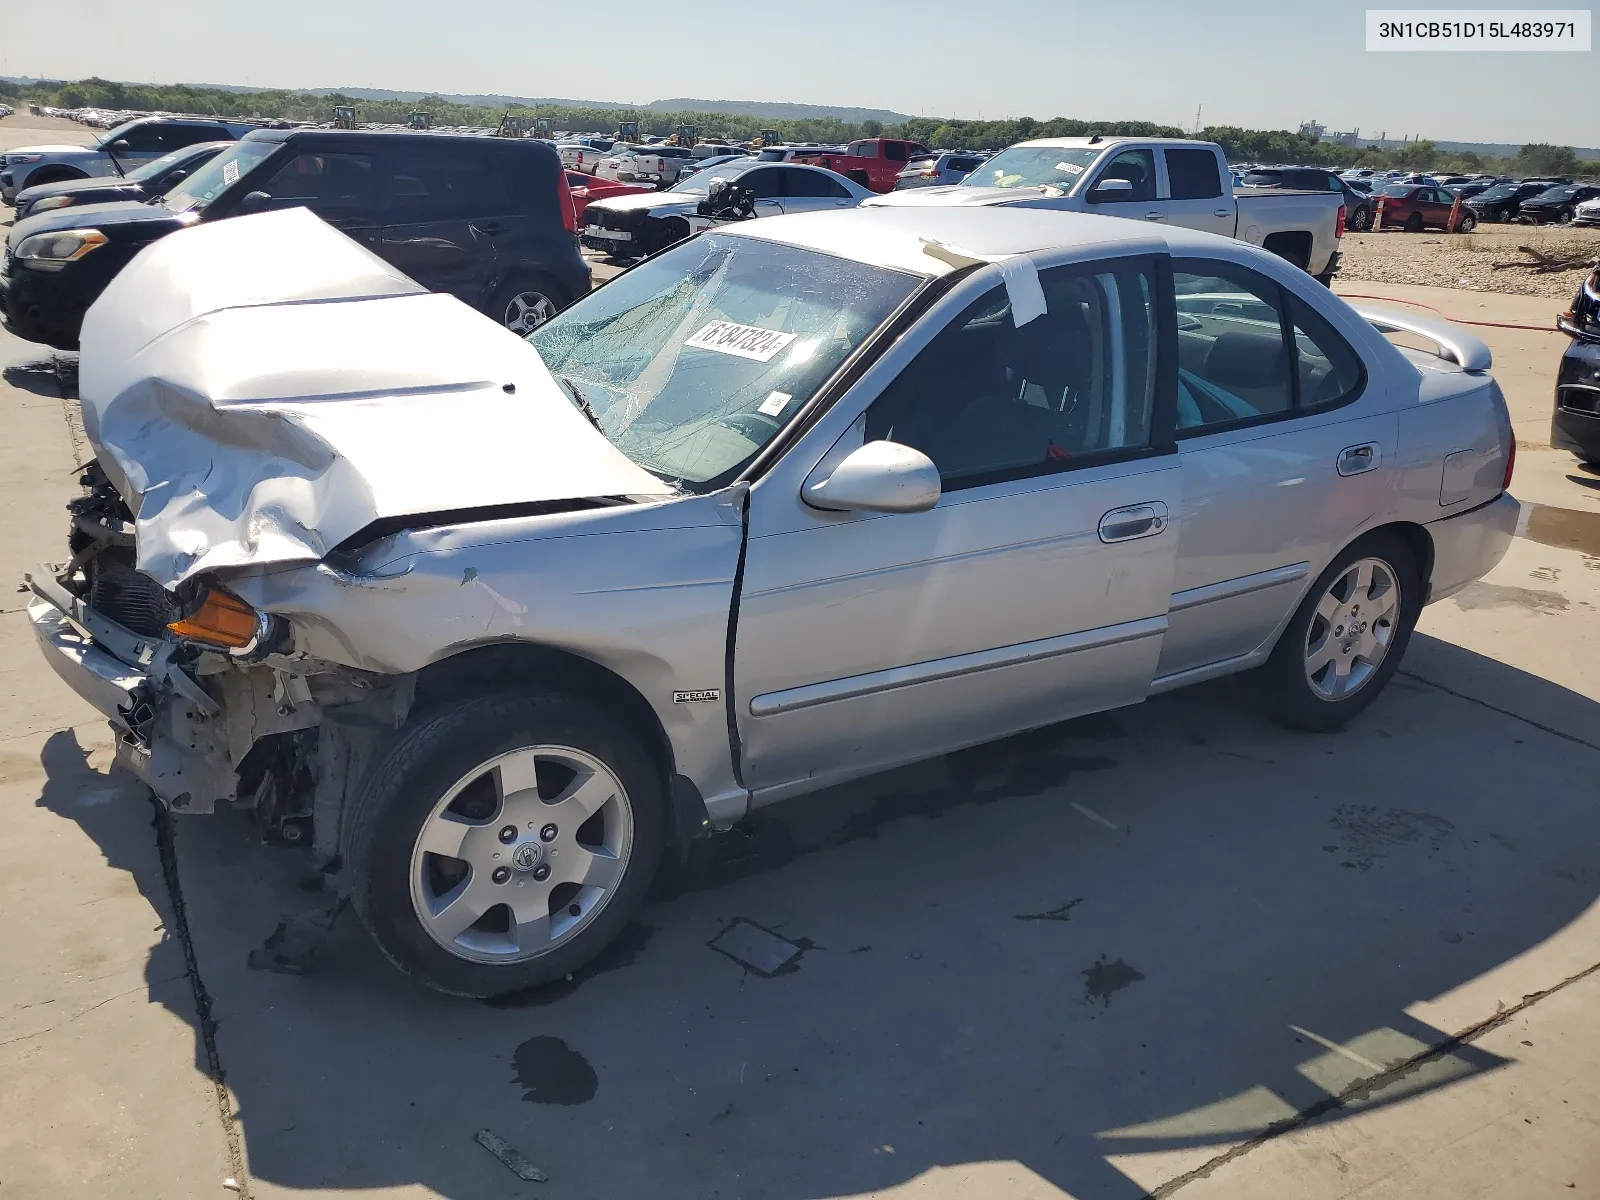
[961,146,1101,191]
[527,232,920,488]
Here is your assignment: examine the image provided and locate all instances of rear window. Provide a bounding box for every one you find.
[1242,171,1286,186]
[1381,185,1412,198]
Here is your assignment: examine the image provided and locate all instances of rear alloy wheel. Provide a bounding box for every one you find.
[1259,533,1420,731]
[1350,205,1373,232]
[345,691,665,997]
[1404,213,1424,233]
[502,287,557,336]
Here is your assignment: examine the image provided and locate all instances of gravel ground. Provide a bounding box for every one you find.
[1339,223,1600,298]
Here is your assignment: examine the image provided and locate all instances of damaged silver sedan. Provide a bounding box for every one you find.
[29,204,1518,996]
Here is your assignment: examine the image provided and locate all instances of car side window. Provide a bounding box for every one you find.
[1165,149,1222,200]
[784,170,832,198]
[884,142,907,162]
[1090,148,1156,203]
[1174,260,1363,431]
[259,151,378,213]
[114,125,170,153]
[167,125,227,150]
[1174,264,1293,428]
[851,142,875,157]
[865,257,1161,489]
[743,169,785,199]
[1286,294,1364,410]
[387,151,513,220]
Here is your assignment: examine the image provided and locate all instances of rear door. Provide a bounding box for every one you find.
[1157,259,1391,685]
[381,145,515,304]
[1161,147,1234,237]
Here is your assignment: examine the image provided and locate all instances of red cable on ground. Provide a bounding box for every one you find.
[1336,292,1563,333]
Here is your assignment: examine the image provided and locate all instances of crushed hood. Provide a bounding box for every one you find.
[78,207,672,587]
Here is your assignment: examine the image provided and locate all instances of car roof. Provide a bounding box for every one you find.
[724,206,1178,276]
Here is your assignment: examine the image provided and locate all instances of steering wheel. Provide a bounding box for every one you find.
[717,410,784,441]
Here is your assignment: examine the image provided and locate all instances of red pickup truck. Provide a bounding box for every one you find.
[791,139,931,193]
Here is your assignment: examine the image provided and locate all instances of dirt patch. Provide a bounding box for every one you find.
[1339,224,1600,299]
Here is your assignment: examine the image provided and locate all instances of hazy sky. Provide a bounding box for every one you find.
[5,0,1595,145]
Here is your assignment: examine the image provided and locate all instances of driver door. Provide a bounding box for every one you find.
[733,257,1181,798]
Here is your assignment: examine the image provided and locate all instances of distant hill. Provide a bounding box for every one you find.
[1336,135,1600,162]
[197,85,912,123]
[648,98,913,123]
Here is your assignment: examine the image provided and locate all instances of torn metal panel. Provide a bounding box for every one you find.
[77,208,671,587]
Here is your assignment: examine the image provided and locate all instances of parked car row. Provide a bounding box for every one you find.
[2,125,588,348]
[1,116,277,202]
[1554,263,1600,467]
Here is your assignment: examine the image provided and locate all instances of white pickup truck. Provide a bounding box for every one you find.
[866,137,1346,283]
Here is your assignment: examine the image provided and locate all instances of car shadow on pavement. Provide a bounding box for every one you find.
[33,631,1600,1199]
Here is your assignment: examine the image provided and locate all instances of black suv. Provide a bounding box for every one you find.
[1553,265,1600,466]
[1,129,588,350]
[1239,166,1375,231]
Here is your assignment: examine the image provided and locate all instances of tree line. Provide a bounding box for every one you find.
[0,77,1586,178]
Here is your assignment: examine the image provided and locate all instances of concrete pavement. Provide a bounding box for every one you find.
[0,236,1596,1198]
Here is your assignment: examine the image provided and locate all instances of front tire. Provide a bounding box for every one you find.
[1404,213,1424,233]
[344,691,666,998]
[1259,533,1421,732]
[1456,212,1476,233]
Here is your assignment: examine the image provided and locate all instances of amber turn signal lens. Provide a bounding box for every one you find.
[168,589,262,649]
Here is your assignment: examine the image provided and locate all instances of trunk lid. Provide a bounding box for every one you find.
[79,207,672,587]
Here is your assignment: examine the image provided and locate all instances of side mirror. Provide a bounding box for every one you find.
[1089,177,1134,200]
[107,138,130,153]
[802,440,941,514]
[164,169,189,185]
[238,190,273,213]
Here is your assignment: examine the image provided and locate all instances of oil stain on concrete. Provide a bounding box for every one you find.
[1451,582,1569,616]
[1083,954,1145,1007]
[512,1035,598,1105]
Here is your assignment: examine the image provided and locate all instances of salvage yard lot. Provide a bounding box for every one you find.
[2,168,1600,1197]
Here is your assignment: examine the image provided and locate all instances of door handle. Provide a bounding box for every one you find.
[1099,502,1169,543]
[1337,443,1381,476]
[1213,208,1231,217]
[1144,210,1164,221]
[471,221,506,236]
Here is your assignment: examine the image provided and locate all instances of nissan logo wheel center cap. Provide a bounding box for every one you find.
[510,841,545,872]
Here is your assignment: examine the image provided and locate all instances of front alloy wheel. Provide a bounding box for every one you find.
[410,746,633,964]
[503,289,556,335]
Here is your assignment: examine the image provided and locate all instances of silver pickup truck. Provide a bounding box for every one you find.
[866,137,1346,283]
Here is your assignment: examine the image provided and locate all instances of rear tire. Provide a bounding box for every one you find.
[1350,205,1373,232]
[491,272,566,336]
[1259,532,1421,732]
[345,690,666,998]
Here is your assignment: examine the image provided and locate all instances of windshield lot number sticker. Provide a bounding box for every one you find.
[758,391,792,416]
[686,320,797,362]
[1056,161,1085,174]
[222,160,240,186]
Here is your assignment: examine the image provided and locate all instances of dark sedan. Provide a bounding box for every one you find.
[1517,184,1600,225]
[1553,265,1600,466]
[12,141,230,221]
